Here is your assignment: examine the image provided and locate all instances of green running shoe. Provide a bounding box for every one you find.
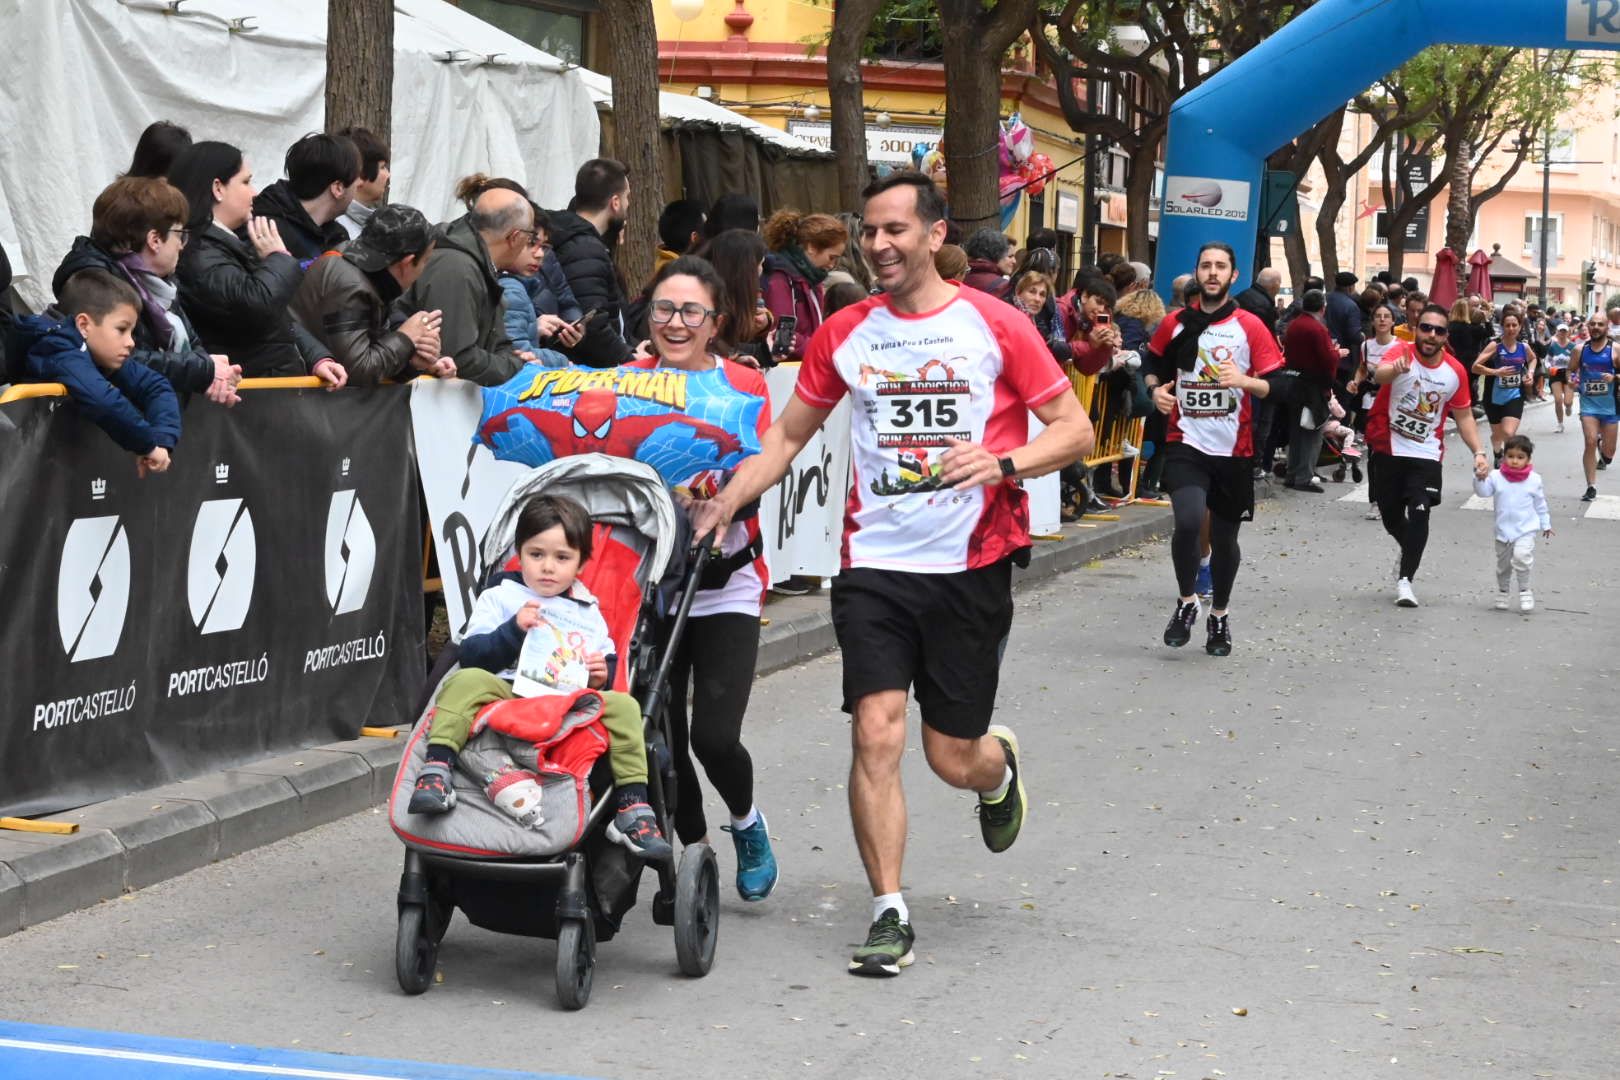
[978,725,1025,853]
[848,908,915,977]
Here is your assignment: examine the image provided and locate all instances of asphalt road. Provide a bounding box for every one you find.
[1,400,1614,1080]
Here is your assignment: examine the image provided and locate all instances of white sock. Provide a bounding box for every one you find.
[981,764,1013,803]
[730,805,760,831]
[873,892,908,924]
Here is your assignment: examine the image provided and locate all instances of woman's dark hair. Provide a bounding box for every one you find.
[649,255,729,337]
[704,193,760,240]
[824,281,868,315]
[515,494,594,563]
[127,121,192,179]
[693,229,767,347]
[166,140,244,229]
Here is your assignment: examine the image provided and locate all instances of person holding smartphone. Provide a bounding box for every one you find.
[761,210,846,362]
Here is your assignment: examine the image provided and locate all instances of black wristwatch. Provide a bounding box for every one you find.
[997,456,1018,482]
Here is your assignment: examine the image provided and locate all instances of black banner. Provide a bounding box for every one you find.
[0,385,424,816]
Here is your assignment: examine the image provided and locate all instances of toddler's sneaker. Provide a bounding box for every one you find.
[1519,590,1535,613]
[1494,592,1510,611]
[723,814,778,901]
[608,802,673,862]
[408,762,457,815]
[484,766,545,829]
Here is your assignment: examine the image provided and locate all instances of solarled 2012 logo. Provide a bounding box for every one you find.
[57,516,130,662]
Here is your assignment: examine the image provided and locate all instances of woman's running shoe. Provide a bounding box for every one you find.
[1205,613,1232,656]
[1582,486,1598,502]
[1396,578,1419,608]
[849,909,915,978]
[723,814,778,901]
[1163,599,1200,647]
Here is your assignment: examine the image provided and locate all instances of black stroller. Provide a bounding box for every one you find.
[389,454,718,1009]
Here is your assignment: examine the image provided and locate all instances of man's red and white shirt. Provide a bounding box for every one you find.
[1147,307,1283,458]
[795,285,1071,573]
[1363,342,1471,461]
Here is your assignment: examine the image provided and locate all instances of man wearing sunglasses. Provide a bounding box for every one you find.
[1364,304,1490,608]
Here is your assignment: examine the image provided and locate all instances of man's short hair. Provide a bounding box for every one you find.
[335,126,390,184]
[704,193,759,239]
[1026,227,1059,252]
[861,170,947,228]
[1421,303,1450,321]
[572,158,630,213]
[59,267,140,321]
[89,176,189,253]
[962,227,1011,263]
[658,199,707,253]
[285,133,361,200]
[1302,289,1326,313]
[1196,241,1238,268]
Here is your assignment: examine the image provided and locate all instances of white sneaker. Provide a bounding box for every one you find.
[1120,439,1140,457]
[1494,592,1510,611]
[1396,578,1419,608]
[1519,591,1534,613]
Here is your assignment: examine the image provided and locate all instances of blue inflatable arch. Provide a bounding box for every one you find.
[1153,0,1620,299]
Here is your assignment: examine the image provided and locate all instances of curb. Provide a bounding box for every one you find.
[0,506,1170,938]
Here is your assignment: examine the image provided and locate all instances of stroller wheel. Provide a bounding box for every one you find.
[673,843,720,977]
[555,916,595,1010]
[395,904,438,995]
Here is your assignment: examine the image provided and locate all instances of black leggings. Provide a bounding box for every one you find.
[663,611,759,845]
[1376,488,1430,581]
[1170,485,1241,609]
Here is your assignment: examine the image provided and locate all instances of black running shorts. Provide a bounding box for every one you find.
[830,560,1014,740]
[1161,442,1255,523]
[1368,452,1444,509]
[1483,397,1525,424]
[1548,369,1568,385]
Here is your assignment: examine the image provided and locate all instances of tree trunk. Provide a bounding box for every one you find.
[1443,138,1473,261]
[1314,183,1345,286]
[600,0,664,290]
[1282,210,1311,297]
[828,0,883,211]
[1124,142,1158,262]
[938,17,1004,232]
[325,0,393,141]
[936,0,1039,233]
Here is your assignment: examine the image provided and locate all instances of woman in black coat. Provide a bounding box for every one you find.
[167,141,345,384]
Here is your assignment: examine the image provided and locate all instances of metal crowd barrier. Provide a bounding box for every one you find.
[1067,366,1146,504]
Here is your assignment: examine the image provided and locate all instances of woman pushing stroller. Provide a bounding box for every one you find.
[407,494,672,862]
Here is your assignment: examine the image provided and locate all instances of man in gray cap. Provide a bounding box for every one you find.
[1324,268,1364,359]
[292,203,451,384]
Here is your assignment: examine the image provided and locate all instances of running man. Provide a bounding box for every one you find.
[1363,304,1490,607]
[1145,242,1282,656]
[689,171,1092,978]
[1574,312,1620,501]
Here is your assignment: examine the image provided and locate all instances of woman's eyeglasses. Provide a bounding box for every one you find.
[649,300,716,328]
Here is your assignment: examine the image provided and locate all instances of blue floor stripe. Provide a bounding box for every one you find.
[0,1020,598,1080]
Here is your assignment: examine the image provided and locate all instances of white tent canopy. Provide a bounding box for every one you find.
[0,0,601,310]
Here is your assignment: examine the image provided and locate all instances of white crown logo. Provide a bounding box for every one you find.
[340,457,351,477]
[90,478,107,500]
[214,463,230,484]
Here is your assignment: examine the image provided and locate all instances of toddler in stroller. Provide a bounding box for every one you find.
[408,492,671,862]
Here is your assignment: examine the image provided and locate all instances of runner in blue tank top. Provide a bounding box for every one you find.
[1471,308,1531,466]
[1575,313,1619,502]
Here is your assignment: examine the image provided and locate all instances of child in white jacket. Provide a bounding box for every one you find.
[1473,434,1553,612]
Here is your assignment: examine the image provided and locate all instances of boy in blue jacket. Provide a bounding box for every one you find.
[24,268,180,477]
